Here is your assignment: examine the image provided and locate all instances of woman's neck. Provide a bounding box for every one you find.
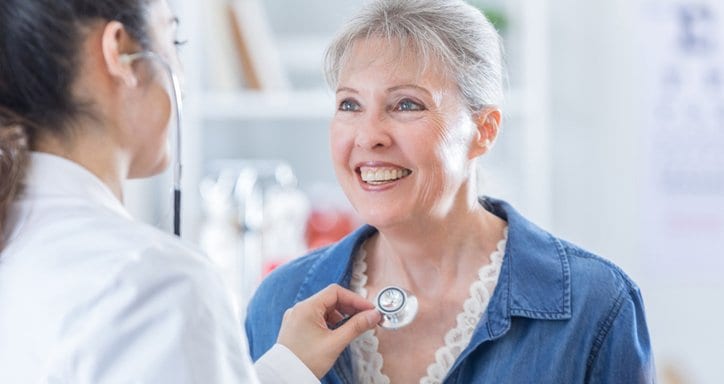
[366,201,506,295]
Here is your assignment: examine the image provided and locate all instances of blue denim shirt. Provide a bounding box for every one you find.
[245,198,655,383]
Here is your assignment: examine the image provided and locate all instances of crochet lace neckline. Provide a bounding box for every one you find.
[349,228,507,384]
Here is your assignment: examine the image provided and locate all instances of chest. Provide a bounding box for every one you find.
[348,233,509,383]
[374,304,464,383]
[352,283,492,383]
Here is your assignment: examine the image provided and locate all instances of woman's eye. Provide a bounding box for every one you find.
[338,99,361,112]
[174,39,188,48]
[395,99,425,112]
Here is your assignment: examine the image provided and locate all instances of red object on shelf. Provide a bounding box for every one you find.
[304,209,357,250]
[262,259,285,277]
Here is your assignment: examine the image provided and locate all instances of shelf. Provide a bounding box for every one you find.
[199,90,335,121]
[277,36,330,75]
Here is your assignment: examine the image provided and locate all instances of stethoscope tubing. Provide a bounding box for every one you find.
[122,51,183,237]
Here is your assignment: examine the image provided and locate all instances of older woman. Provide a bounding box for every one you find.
[246,0,654,383]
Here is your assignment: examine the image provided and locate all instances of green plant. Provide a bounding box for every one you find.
[468,1,508,33]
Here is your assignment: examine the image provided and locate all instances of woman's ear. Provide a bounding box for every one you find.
[469,107,501,158]
[101,21,139,88]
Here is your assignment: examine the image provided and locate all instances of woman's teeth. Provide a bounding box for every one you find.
[360,168,412,184]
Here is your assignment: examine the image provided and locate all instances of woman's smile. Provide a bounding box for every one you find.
[356,162,413,187]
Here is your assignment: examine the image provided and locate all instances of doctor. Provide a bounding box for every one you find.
[0,0,381,383]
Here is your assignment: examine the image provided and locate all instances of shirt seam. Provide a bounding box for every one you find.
[564,245,638,292]
[294,247,331,303]
[585,284,627,375]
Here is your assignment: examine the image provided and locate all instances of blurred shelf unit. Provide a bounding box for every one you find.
[200,90,334,122]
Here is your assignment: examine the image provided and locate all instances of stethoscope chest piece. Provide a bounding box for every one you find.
[375,286,418,330]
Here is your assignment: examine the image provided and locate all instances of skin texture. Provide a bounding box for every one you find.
[330,37,506,382]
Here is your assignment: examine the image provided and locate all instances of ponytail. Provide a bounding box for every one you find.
[0,0,155,250]
[0,108,30,250]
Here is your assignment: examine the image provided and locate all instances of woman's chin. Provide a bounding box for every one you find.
[358,210,408,231]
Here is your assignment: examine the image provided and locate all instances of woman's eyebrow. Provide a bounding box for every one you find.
[336,87,359,94]
[387,84,432,96]
[336,85,433,95]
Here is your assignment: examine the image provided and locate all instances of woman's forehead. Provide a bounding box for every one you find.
[340,37,453,87]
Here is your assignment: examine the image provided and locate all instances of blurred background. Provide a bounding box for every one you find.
[124,0,724,382]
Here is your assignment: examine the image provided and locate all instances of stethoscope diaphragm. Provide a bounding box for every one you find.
[375,286,418,330]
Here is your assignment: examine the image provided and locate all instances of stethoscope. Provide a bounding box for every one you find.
[121,51,183,237]
[331,286,418,330]
[375,286,419,329]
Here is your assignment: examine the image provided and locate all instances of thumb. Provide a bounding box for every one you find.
[334,309,381,345]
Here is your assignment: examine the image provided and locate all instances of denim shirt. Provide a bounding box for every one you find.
[245,197,655,383]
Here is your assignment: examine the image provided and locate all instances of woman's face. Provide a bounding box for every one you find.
[125,0,182,179]
[330,38,481,229]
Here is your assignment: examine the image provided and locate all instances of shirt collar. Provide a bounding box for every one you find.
[481,197,572,337]
[296,197,572,328]
[23,152,132,220]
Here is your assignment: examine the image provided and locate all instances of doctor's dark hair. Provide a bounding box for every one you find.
[0,0,154,249]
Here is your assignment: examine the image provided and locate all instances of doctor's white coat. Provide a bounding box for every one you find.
[0,153,316,383]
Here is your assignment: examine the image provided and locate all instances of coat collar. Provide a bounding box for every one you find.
[296,197,572,327]
[23,152,132,220]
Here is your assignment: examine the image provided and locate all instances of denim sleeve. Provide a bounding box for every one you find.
[586,286,656,383]
[245,272,291,362]
[245,255,316,361]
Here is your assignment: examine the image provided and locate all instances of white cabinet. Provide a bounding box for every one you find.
[125,0,551,241]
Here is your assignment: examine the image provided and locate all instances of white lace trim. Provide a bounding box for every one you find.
[349,245,389,383]
[349,228,508,384]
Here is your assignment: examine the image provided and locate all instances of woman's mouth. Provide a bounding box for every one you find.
[358,166,412,185]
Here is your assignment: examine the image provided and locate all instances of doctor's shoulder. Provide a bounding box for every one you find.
[2,213,248,382]
[53,207,237,323]
[112,218,229,294]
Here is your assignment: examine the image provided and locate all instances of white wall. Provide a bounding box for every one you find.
[548,1,723,382]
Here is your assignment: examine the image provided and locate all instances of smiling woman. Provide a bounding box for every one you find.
[245,0,656,383]
[329,36,492,229]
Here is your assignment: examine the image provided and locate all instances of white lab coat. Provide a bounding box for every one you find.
[0,153,317,384]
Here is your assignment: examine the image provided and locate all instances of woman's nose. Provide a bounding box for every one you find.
[354,112,392,150]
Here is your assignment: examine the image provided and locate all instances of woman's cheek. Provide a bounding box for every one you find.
[330,125,353,161]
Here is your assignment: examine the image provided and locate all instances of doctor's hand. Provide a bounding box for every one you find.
[277,283,382,379]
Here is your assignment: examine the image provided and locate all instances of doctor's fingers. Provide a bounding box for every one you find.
[282,305,342,328]
[326,309,346,327]
[330,308,382,343]
[314,283,377,316]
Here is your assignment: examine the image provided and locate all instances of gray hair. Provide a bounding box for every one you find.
[324,0,504,111]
